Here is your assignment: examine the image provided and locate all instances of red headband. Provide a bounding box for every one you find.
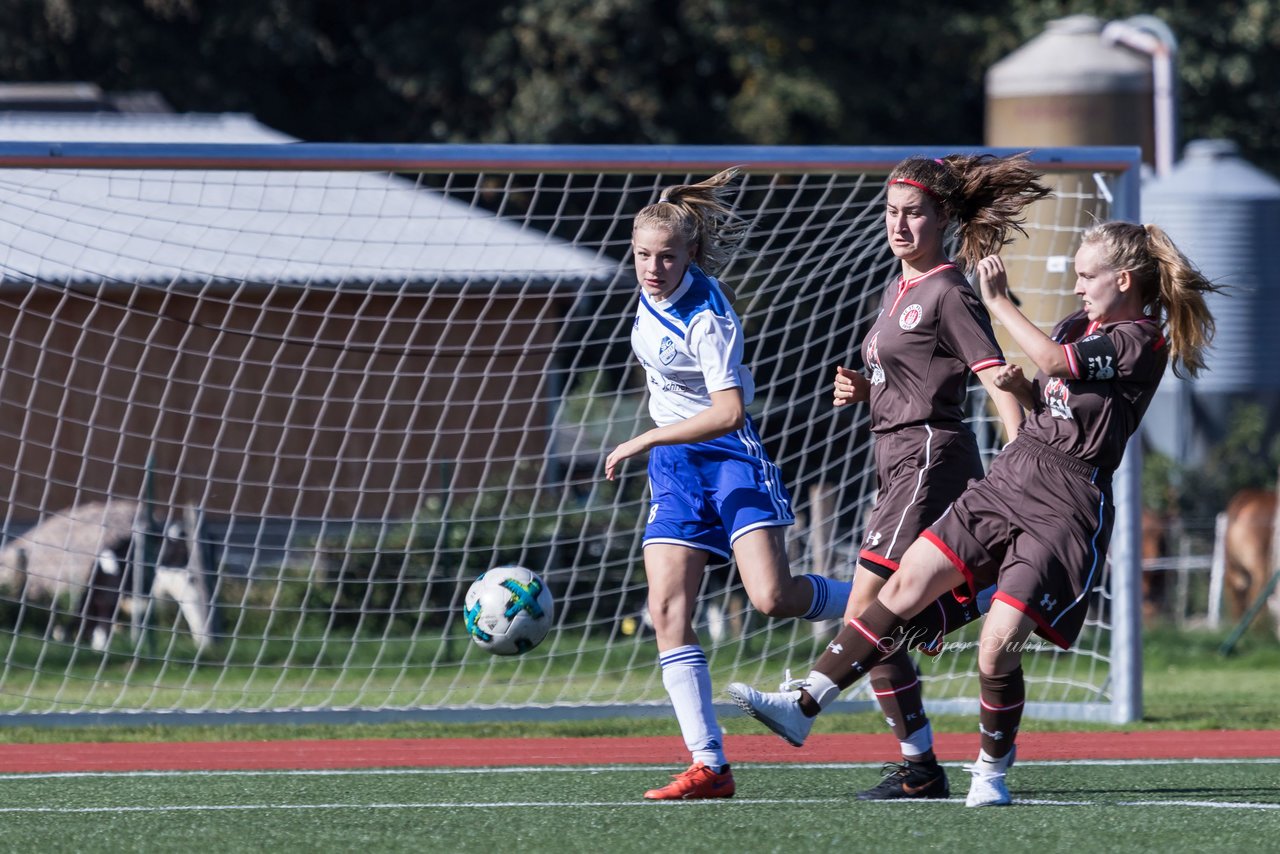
[889,177,941,202]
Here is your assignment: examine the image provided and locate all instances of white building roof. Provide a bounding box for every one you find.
[0,113,616,288]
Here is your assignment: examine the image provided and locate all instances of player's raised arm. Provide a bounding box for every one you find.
[976,255,1072,377]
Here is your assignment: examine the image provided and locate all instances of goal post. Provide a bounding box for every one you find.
[0,143,1144,725]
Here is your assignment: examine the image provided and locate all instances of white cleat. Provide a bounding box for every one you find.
[964,745,1016,807]
[726,681,814,747]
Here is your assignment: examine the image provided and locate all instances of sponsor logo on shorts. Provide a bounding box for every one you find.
[1040,593,1057,611]
[865,530,883,547]
[898,303,923,330]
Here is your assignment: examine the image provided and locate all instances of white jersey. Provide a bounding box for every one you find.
[631,265,754,427]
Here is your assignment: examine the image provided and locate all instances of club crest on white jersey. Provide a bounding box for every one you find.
[630,266,753,427]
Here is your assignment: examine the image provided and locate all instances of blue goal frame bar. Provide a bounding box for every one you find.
[0,140,1141,175]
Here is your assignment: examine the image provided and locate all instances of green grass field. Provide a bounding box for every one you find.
[2,761,1276,853]
[0,625,1275,852]
[1,623,1274,744]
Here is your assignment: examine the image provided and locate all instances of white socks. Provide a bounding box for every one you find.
[901,722,934,759]
[660,645,726,769]
[802,670,840,709]
[975,746,1015,773]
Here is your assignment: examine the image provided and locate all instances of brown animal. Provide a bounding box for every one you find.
[1222,488,1280,637]
[1141,508,1169,622]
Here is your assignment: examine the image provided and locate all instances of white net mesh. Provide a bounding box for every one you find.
[0,146,1141,722]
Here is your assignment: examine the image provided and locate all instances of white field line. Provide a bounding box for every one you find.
[0,798,1277,814]
[0,760,1276,813]
[0,800,838,814]
[1,757,1278,781]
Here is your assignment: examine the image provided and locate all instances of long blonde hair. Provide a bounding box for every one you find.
[887,153,1052,272]
[1081,221,1221,378]
[632,167,747,276]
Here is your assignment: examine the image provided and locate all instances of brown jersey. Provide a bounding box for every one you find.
[862,263,1005,434]
[1020,311,1168,471]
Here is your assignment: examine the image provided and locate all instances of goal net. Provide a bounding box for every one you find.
[0,144,1143,725]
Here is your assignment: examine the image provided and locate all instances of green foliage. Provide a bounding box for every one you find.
[1196,400,1280,492]
[1142,447,1180,517]
[4,3,1275,176]
[1144,400,1280,522]
[306,508,447,630]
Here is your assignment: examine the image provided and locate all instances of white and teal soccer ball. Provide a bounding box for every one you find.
[463,565,554,655]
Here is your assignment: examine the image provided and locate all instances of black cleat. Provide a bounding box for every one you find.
[856,760,950,800]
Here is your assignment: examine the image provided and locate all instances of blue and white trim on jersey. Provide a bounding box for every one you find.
[631,265,753,427]
[638,291,689,339]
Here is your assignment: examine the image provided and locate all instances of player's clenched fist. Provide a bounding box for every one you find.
[833,365,870,407]
[993,363,1024,391]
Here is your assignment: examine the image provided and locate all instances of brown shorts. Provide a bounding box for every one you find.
[923,435,1113,649]
[859,424,984,578]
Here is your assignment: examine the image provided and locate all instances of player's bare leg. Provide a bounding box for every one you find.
[642,543,735,800]
[733,527,850,622]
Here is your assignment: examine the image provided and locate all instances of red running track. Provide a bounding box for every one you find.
[2,731,1279,773]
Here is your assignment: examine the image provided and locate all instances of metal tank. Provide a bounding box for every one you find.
[1141,139,1280,461]
[986,14,1155,159]
[1144,139,1280,392]
[984,15,1155,372]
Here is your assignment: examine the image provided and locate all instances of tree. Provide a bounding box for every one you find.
[3,1,1276,178]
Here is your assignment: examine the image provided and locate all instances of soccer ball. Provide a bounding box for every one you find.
[463,565,554,655]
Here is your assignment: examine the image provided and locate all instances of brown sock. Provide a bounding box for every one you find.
[909,749,938,766]
[869,647,930,748]
[811,599,908,691]
[901,590,985,652]
[978,667,1025,760]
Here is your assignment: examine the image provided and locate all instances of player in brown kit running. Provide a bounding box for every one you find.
[731,220,1218,807]
[798,152,1043,801]
[757,153,1049,804]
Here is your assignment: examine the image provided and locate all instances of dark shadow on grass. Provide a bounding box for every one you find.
[1022,786,1280,799]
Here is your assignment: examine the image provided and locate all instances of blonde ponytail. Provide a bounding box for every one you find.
[633,167,747,276]
[1080,221,1221,378]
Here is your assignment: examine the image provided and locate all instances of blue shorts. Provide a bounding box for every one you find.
[643,418,794,559]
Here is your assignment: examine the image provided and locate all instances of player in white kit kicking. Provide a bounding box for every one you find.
[605,168,851,800]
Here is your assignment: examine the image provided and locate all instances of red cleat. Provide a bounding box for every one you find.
[643,762,736,800]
